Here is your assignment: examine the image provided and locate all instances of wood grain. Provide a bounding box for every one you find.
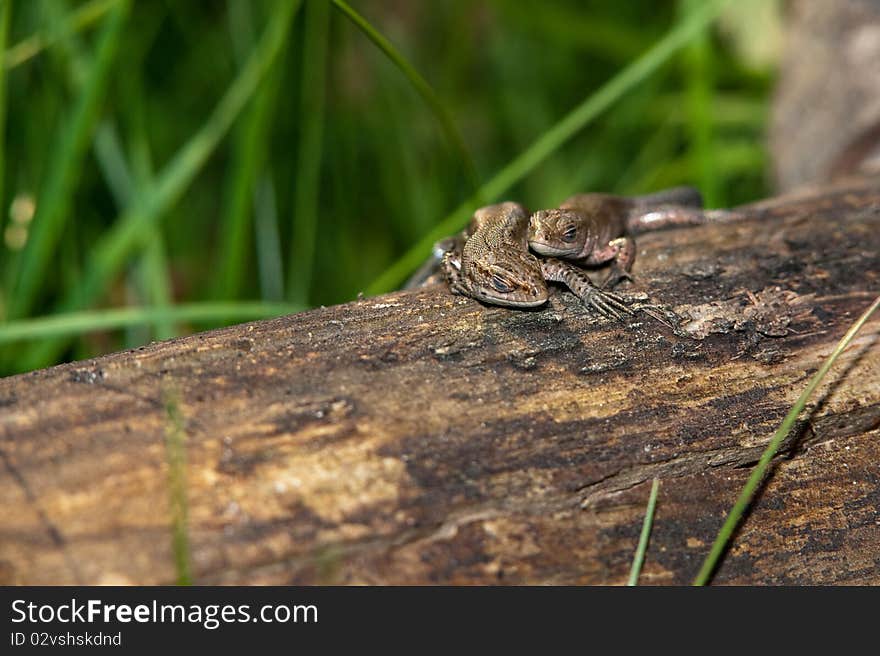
[1,178,879,585]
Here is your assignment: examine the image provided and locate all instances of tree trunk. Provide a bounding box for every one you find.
[1,177,879,585]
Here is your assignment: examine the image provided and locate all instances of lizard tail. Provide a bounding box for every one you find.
[632,186,704,209]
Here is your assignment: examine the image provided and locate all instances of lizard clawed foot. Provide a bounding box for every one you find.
[629,302,683,331]
[540,257,635,320]
[579,287,635,320]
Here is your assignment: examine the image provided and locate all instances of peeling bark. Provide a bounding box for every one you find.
[1,178,879,585]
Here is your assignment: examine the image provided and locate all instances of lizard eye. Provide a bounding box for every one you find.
[562,225,578,242]
[491,274,515,294]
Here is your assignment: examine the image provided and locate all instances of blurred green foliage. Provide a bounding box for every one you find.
[0,0,778,375]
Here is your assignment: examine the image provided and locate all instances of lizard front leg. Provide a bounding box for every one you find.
[543,257,682,328]
[540,257,633,320]
[582,236,636,290]
[441,249,471,297]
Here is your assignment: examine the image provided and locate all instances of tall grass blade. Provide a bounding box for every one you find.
[94,121,135,206]
[163,389,192,585]
[366,0,732,295]
[18,0,302,370]
[254,177,285,301]
[331,0,479,194]
[0,302,302,346]
[31,9,173,346]
[494,0,647,61]
[2,0,120,69]
[140,237,174,340]
[633,139,764,192]
[211,0,286,301]
[0,0,9,238]
[288,0,330,305]
[93,121,175,343]
[628,478,660,586]
[693,294,880,585]
[7,0,130,320]
[681,0,720,206]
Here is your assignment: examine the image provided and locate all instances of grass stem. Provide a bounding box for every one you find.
[628,478,660,586]
[693,294,880,585]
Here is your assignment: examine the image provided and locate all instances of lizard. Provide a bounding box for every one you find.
[404,187,704,292]
[527,186,735,289]
[440,201,633,318]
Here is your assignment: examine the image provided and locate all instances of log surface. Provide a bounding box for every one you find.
[2,178,880,585]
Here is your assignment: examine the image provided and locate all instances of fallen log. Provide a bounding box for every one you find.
[1,177,879,585]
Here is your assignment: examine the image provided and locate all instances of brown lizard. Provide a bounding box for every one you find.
[528,186,735,289]
[441,201,632,317]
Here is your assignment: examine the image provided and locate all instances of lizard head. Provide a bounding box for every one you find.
[454,201,549,308]
[463,245,548,308]
[458,227,548,307]
[528,209,591,258]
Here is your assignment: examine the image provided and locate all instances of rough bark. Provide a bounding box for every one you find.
[1,177,879,585]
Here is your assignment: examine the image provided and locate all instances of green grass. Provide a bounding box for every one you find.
[0,1,774,374]
[288,0,330,304]
[2,0,119,70]
[365,0,735,294]
[6,0,129,321]
[210,2,285,302]
[0,0,9,224]
[622,296,879,586]
[331,0,479,197]
[628,477,660,586]
[680,0,720,207]
[8,0,301,371]
[0,302,301,344]
[9,0,869,588]
[163,388,192,586]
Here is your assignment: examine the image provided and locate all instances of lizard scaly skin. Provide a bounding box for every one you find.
[441,201,632,318]
[528,186,735,289]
